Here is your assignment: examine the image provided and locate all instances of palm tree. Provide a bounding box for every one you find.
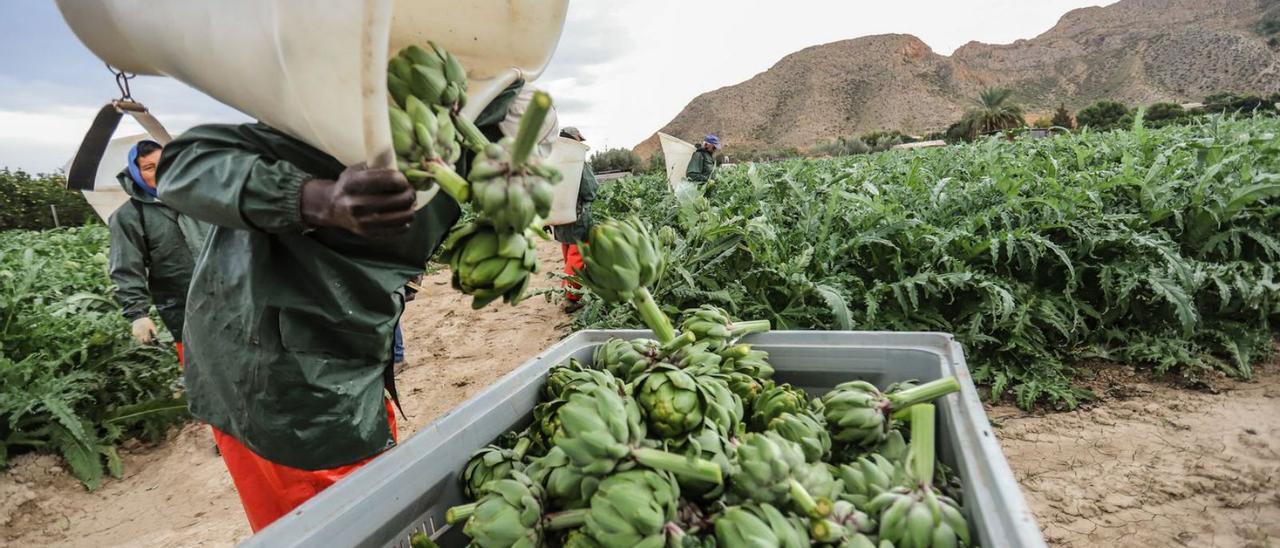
[960,88,1025,140]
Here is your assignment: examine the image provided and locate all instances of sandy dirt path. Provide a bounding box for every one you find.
[1,239,1277,547]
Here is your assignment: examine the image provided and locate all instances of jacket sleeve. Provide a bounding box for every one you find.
[107,210,152,322]
[157,137,313,233]
[579,163,599,203]
[686,153,708,182]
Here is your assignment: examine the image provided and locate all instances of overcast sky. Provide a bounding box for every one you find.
[0,0,1119,173]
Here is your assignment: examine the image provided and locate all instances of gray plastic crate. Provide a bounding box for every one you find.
[242,330,1045,548]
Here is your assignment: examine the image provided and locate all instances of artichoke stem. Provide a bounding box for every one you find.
[427,162,471,203]
[444,502,477,525]
[632,287,676,343]
[729,320,772,339]
[631,447,722,485]
[512,437,532,459]
[452,112,490,153]
[659,331,696,356]
[544,509,589,530]
[511,91,552,169]
[788,478,829,518]
[909,403,937,486]
[810,518,845,543]
[885,376,960,410]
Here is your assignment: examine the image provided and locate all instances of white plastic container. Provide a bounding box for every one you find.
[61,133,155,222]
[54,0,569,172]
[658,132,695,192]
[545,136,587,226]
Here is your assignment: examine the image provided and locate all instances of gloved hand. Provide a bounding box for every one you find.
[300,164,416,239]
[131,317,158,345]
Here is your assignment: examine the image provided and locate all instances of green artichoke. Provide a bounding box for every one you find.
[729,432,830,518]
[678,305,771,350]
[633,364,741,440]
[750,382,812,431]
[544,360,624,402]
[676,427,737,500]
[554,384,723,485]
[867,404,970,548]
[591,334,694,384]
[525,447,601,511]
[793,461,844,508]
[468,136,560,233]
[713,503,810,548]
[820,377,959,449]
[580,470,680,548]
[454,471,546,548]
[441,222,538,309]
[576,218,675,342]
[461,437,532,500]
[719,344,774,379]
[767,411,832,463]
[838,454,902,508]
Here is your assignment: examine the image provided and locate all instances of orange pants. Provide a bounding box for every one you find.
[562,242,584,302]
[211,399,398,532]
[175,342,184,368]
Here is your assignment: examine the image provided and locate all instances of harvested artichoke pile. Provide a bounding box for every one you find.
[387,43,561,309]
[445,218,971,547]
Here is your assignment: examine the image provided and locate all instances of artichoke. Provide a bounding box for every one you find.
[441,222,538,309]
[468,136,560,233]
[676,427,737,500]
[451,471,546,548]
[729,432,831,518]
[867,405,970,548]
[526,447,601,511]
[719,344,774,379]
[750,382,812,431]
[461,437,532,500]
[793,461,844,508]
[678,305,771,350]
[767,411,832,463]
[576,218,675,342]
[633,363,741,440]
[820,377,960,449]
[713,503,810,548]
[591,334,695,384]
[554,384,723,485]
[838,454,902,508]
[544,361,624,402]
[580,470,680,547]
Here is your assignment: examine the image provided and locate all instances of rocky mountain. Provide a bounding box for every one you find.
[634,0,1280,158]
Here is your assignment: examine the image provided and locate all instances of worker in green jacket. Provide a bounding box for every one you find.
[551,127,598,313]
[108,140,209,365]
[155,89,523,532]
[685,134,720,183]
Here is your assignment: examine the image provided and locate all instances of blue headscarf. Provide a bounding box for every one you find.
[704,134,721,149]
[127,140,161,197]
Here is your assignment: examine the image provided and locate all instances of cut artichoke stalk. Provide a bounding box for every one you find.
[866,404,971,548]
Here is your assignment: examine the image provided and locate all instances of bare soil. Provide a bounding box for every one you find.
[1,238,1277,547]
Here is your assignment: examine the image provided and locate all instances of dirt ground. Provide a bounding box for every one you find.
[1,238,1277,547]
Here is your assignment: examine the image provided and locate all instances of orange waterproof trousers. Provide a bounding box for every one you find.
[562,243,584,302]
[211,399,398,532]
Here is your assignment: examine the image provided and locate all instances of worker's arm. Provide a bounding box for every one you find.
[157,135,313,233]
[158,126,415,238]
[579,163,599,203]
[107,210,152,322]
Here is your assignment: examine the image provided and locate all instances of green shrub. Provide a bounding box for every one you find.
[0,169,97,231]
[590,148,644,173]
[1076,100,1132,131]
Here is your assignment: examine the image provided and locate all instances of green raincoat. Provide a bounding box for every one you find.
[156,123,462,470]
[107,171,210,341]
[686,147,716,182]
[551,162,598,244]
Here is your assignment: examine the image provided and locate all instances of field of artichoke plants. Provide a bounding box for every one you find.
[577,115,1280,409]
[0,226,186,489]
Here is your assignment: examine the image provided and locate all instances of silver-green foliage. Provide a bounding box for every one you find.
[579,116,1280,409]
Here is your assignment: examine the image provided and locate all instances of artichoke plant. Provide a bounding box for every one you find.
[767,411,831,463]
[867,405,970,548]
[462,437,532,501]
[633,363,741,440]
[576,218,674,342]
[553,383,723,485]
[713,503,810,548]
[679,305,772,350]
[730,432,831,519]
[820,377,960,449]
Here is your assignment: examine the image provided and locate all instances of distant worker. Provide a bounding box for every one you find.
[685,134,720,183]
[551,127,598,313]
[107,140,209,366]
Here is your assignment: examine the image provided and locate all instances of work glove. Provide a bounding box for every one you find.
[300,164,416,239]
[131,317,158,345]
